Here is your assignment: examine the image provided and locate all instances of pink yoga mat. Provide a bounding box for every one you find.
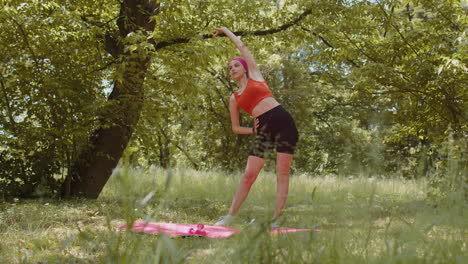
[118,222,320,238]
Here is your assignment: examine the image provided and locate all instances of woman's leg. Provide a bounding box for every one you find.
[273,152,293,218]
[228,155,266,215]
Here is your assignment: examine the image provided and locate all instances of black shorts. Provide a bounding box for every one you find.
[250,105,299,158]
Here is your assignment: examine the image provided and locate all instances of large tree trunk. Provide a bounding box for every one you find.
[63,57,149,198]
[62,0,159,198]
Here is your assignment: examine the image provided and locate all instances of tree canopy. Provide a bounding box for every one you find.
[0,0,466,198]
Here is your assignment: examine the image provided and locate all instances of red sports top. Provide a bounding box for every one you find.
[234,79,274,116]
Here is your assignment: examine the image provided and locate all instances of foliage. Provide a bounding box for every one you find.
[427,129,467,202]
[0,0,113,197]
[0,0,466,197]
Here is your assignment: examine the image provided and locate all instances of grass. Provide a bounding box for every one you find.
[0,167,466,263]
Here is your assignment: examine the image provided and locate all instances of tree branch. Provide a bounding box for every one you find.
[84,58,118,75]
[157,124,200,169]
[341,30,382,63]
[9,16,41,73]
[0,77,17,135]
[152,9,312,50]
[427,0,460,31]
[375,0,420,57]
[301,26,361,68]
[9,16,63,128]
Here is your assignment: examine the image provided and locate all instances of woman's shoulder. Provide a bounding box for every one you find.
[248,78,266,83]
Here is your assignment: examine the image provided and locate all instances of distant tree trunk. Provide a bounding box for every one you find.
[62,0,160,198]
[157,134,171,168]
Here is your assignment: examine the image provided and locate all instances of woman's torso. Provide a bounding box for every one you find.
[251,97,280,117]
[235,79,280,117]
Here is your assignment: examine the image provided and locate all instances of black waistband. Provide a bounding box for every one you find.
[256,105,284,121]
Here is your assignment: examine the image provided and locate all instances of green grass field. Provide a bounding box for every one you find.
[0,167,466,263]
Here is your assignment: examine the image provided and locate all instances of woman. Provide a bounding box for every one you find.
[212,27,299,227]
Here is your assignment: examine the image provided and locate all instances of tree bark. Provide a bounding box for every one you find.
[62,0,159,198]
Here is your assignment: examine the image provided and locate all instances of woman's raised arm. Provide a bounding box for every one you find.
[213,27,264,81]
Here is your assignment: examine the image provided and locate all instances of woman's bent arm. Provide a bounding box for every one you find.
[229,95,255,134]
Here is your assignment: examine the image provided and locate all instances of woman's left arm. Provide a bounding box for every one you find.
[229,95,256,135]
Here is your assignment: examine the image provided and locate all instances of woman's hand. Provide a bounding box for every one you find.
[212,27,228,37]
[253,118,260,134]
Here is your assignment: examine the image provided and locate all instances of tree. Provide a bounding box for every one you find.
[1,0,313,198]
[65,0,313,198]
[1,0,464,198]
[62,0,160,198]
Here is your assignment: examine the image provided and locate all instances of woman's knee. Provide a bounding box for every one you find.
[241,171,258,186]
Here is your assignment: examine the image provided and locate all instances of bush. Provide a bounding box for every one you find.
[427,131,467,203]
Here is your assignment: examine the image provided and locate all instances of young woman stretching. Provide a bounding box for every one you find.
[212,27,299,227]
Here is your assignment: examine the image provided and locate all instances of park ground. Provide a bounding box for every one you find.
[0,167,466,263]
